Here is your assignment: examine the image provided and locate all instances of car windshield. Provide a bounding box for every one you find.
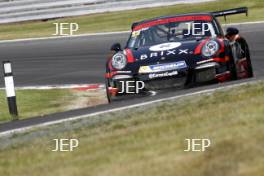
[127,20,217,49]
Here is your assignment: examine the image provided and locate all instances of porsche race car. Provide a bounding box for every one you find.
[105,7,253,102]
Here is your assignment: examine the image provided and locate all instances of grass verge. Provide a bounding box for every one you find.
[0,88,107,122]
[0,81,263,176]
[0,0,263,40]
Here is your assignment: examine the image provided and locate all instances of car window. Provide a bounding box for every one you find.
[127,20,217,49]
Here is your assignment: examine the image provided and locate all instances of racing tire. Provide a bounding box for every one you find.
[242,40,254,78]
[185,69,196,88]
[229,55,238,80]
[227,44,238,80]
[105,78,112,103]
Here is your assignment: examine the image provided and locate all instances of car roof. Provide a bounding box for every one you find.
[132,12,214,30]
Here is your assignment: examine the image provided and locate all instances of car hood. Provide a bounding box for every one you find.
[130,40,202,66]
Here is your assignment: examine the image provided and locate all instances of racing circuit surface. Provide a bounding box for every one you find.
[0,22,263,132]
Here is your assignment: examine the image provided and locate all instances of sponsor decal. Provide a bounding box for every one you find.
[132,30,141,37]
[149,42,182,52]
[149,71,178,79]
[140,49,191,60]
[131,28,149,38]
[179,49,189,54]
[139,66,153,73]
[116,70,132,73]
[150,61,187,72]
[139,61,187,73]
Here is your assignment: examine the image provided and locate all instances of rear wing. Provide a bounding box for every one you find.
[212,7,248,21]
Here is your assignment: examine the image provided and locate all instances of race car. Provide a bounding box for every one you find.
[105,7,253,102]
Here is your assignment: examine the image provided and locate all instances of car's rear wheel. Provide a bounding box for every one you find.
[228,54,238,80]
[242,41,254,78]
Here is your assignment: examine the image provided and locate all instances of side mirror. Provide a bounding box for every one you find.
[226,27,239,36]
[111,43,122,52]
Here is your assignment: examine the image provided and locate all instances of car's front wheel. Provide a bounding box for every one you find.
[105,78,112,103]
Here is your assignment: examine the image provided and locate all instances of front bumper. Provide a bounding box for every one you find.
[195,61,231,82]
[108,69,188,92]
[106,59,231,95]
[137,69,187,81]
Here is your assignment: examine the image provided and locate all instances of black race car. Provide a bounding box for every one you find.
[105,7,253,102]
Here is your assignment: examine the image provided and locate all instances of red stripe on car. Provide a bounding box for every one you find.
[108,87,119,96]
[125,49,136,63]
[133,16,212,31]
[105,71,117,78]
[213,57,226,62]
[217,38,225,53]
[216,71,231,82]
[194,38,210,55]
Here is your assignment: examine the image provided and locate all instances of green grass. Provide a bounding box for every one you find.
[0,89,106,122]
[0,0,263,40]
[1,81,264,176]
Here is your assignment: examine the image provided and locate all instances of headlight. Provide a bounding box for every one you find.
[111,53,127,70]
[202,40,219,57]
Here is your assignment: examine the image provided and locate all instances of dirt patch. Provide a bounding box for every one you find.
[65,87,108,110]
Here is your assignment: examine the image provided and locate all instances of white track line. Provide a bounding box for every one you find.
[0,31,130,44]
[0,79,259,137]
[0,21,263,44]
[223,21,264,26]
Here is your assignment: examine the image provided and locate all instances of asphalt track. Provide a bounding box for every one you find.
[0,22,263,132]
[0,23,263,86]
